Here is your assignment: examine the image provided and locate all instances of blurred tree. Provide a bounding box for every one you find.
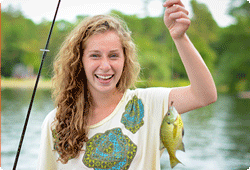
[39,19,74,78]
[1,6,74,78]
[1,3,222,88]
[172,0,218,80]
[111,10,172,81]
[1,5,38,77]
[212,0,250,93]
[190,0,219,43]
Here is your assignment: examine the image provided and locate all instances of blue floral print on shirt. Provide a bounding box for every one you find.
[121,95,144,134]
[83,128,137,170]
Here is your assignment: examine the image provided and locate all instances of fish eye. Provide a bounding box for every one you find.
[167,112,171,116]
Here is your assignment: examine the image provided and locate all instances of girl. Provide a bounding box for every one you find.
[37,0,217,169]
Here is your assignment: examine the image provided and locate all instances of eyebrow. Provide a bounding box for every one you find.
[88,50,100,54]
[110,49,120,53]
[87,49,120,54]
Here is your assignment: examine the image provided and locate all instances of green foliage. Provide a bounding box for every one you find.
[187,0,219,74]
[190,0,219,43]
[229,0,250,23]
[1,6,74,78]
[111,11,173,81]
[212,0,250,93]
[2,1,249,93]
[39,20,74,77]
[1,6,37,77]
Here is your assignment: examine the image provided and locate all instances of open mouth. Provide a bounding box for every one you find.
[95,74,114,80]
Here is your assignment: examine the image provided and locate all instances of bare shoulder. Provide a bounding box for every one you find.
[168,85,216,114]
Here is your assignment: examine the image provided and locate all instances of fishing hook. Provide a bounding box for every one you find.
[12,0,61,169]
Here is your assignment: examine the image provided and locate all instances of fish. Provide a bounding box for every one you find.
[160,101,185,168]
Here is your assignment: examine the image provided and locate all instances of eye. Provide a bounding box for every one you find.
[91,54,99,58]
[110,54,118,58]
[167,112,171,116]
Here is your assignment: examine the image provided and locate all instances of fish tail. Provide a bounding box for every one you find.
[170,156,182,169]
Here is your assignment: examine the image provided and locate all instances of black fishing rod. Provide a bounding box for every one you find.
[12,0,61,169]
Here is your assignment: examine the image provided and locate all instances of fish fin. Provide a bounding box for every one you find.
[178,142,185,152]
[160,140,165,150]
[173,124,177,139]
[173,119,178,126]
[170,156,181,168]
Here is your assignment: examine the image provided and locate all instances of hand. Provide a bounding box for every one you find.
[163,0,191,40]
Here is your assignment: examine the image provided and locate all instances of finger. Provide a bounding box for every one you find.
[176,18,191,25]
[163,0,185,8]
[165,5,189,16]
[169,11,189,20]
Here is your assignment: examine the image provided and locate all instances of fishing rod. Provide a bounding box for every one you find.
[12,0,61,169]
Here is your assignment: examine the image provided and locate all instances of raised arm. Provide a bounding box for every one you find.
[163,0,217,114]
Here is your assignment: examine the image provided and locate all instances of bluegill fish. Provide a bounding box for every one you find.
[160,101,185,168]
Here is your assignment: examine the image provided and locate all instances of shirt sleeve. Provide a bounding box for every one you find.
[37,109,58,170]
[138,87,173,119]
[135,87,173,155]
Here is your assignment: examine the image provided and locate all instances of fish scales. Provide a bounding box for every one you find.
[160,101,185,168]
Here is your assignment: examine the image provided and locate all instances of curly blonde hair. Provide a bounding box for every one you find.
[52,14,140,163]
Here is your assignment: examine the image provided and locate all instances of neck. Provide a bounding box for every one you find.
[90,88,124,109]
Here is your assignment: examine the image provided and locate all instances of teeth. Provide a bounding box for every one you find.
[96,75,113,80]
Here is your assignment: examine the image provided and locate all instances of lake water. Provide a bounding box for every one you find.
[1,88,250,170]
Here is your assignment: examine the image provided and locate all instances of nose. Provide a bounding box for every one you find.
[100,57,111,71]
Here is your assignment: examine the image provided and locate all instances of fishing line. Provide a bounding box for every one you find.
[172,39,174,81]
[12,0,61,169]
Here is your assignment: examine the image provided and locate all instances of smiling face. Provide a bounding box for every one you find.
[82,31,125,96]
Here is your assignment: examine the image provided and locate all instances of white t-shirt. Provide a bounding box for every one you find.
[37,87,172,170]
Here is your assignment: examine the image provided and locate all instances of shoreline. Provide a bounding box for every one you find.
[1,78,52,89]
[1,78,249,99]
